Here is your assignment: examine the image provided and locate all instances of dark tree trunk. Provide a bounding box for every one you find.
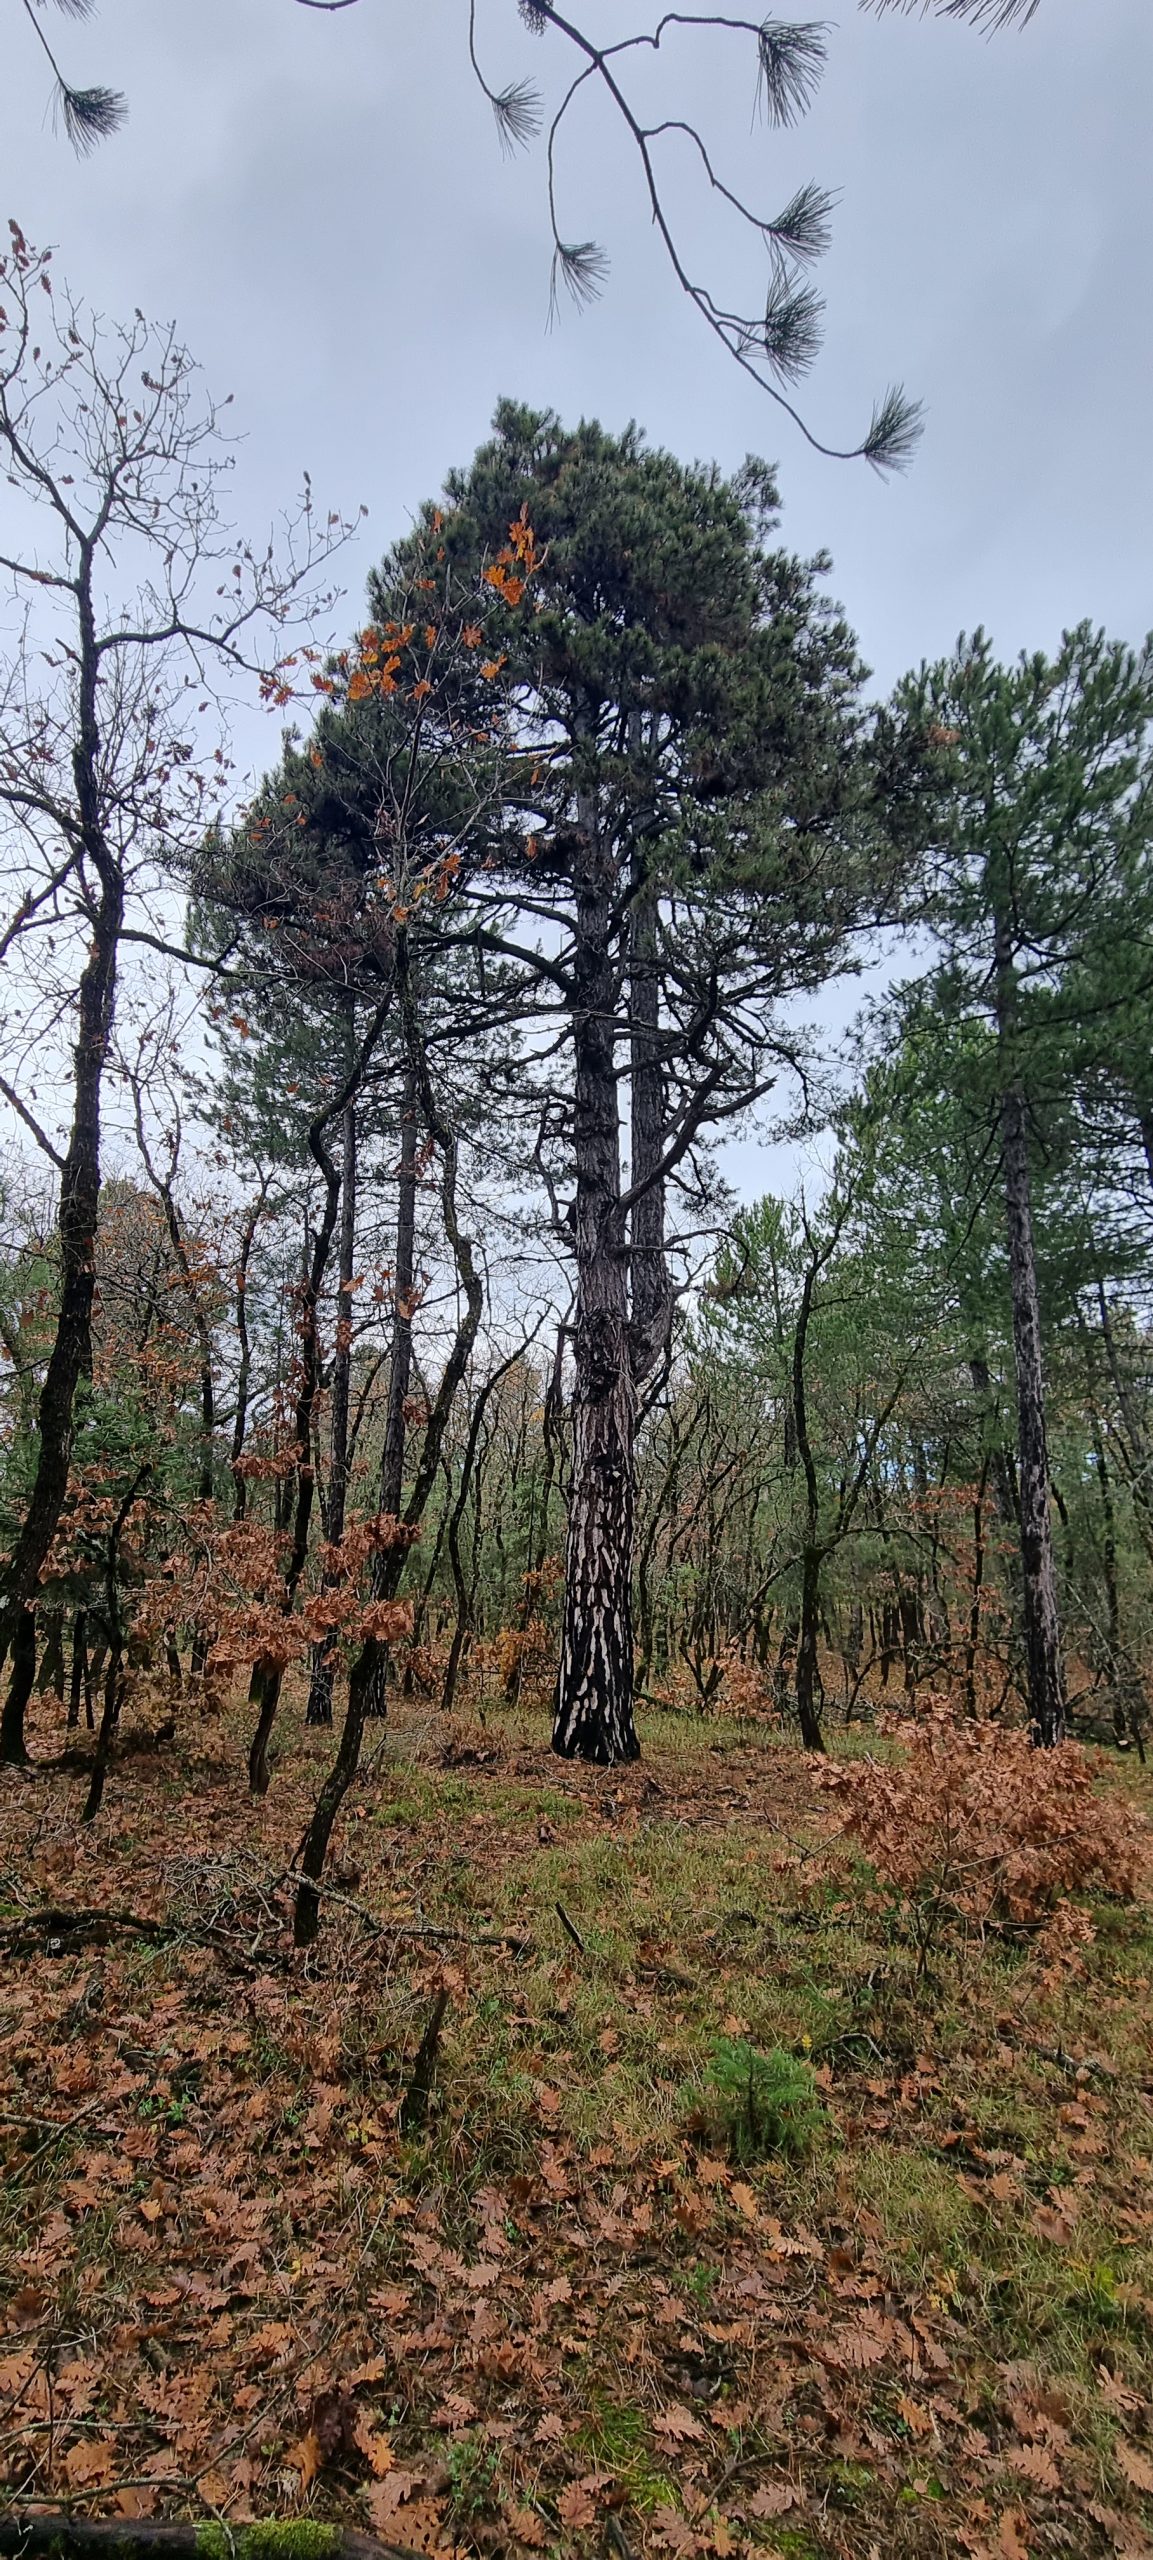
[308,1082,358,1727]
[0,1609,37,1765]
[36,1612,66,1699]
[790,1252,826,1751]
[248,999,390,1792]
[295,1007,481,1945]
[380,1071,419,1520]
[230,1186,267,1523]
[968,1351,1020,1530]
[248,1177,341,1793]
[82,1650,124,1825]
[67,1611,88,1731]
[0,903,121,1758]
[994,910,1065,1747]
[0,552,122,1763]
[553,826,639,1765]
[963,1453,991,1716]
[363,1062,419,1722]
[794,1544,826,1753]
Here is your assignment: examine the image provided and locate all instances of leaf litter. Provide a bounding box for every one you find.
[1,1696,1151,2557]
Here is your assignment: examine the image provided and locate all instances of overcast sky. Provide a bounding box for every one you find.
[4,0,1149,723]
[2,0,1149,1203]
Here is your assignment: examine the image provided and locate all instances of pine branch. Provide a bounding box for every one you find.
[862,0,1041,20]
[768,179,837,267]
[59,78,124,148]
[17,0,125,151]
[756,17,829,126]
[491,75,543,153]
[550,235,611,311]
[863,382,927,472]
[762,268,824,381]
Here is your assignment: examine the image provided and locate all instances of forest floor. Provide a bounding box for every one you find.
[1,1690,1152,2560]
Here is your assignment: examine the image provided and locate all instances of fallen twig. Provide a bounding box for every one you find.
[268,1865,532,1953]
[555,1899,586,1954]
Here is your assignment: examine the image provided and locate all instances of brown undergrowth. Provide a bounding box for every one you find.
[1,1692,1151,2560]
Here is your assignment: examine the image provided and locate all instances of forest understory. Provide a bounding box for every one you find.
[1,1681,1151,2560]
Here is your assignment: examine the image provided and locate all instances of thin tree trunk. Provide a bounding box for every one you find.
[230,1184,267,1523]
[794,1544,826,1752]
[248,998,390,1792]
[363,1061,419,1722]
[993,909,1065,1746]
[790,1251,826,1751]
[0,805,122,1757]
[308,1080,358,1727]
[294,992,482,1945]
[963,1453,991,1716]
[0,530,124,1764]
[67,1611,87,1731]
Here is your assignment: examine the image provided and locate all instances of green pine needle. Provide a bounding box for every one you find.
[59,81,127,151]
[763,270,824,381]
[756,18,828,127]
[862,383,925,472]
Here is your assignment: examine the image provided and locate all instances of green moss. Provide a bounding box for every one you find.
[197,2525,341,2560]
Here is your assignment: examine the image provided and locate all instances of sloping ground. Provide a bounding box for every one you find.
[1,1697,1151,2560]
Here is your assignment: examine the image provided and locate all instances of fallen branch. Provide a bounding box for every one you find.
[270,1866,532,1954]
[0,2519,423,2560]
[0,1906,256,1966]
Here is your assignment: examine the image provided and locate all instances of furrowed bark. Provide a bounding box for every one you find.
[553,816,639,1766]
[628,866,673,1388]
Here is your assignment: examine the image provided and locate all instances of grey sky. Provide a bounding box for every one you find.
[4,0,1149,727]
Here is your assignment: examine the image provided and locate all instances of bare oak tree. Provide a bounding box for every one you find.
[0,223,350,1760]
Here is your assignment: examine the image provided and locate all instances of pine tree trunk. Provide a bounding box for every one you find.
[553,828,639,1765]
[628,872,672,1385]
[994,912,1065,1746]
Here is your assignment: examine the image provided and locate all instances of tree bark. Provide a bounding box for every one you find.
[552,819,639,1765]
[308,1077,359,1727]
[363,1059,419,1722]
[0,548,122,1765]
[294,984,482,1943]
[993,908,1065,1746]
[230,1183,267,1522]
[628,868,672,1386]
[790,1251,827,1751]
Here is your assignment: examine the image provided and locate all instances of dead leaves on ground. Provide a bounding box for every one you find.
[1,1711,1151,2558]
